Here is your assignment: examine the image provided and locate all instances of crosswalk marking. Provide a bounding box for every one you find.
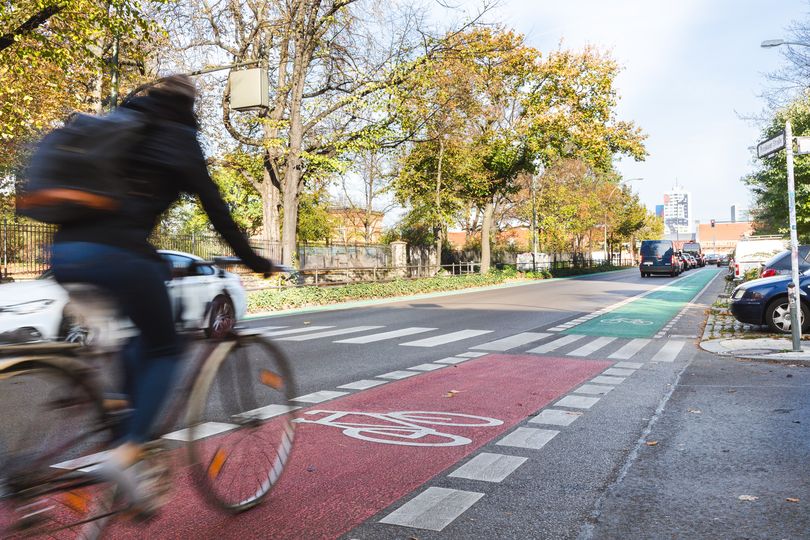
[603,367,636,377]
[380,487,484,531]
[279,326,384,341]
[401,329,493,348]
[568,336,616,357]
[448,453,527,483]
[527,334,585,354]
[609,338,651,360]
[263,326,334,337]
[470,332,550,352]
[457,351,488,358]
[615,361,643,369]
[434,357,470,365]
[656,340,686,362]
[334,327,436,344]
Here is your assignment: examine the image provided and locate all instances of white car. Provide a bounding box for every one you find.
[0,250,247,343]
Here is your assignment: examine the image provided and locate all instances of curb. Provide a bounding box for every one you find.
[244,267,637,320]
[699,338,810,365]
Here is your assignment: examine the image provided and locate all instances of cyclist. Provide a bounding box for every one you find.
[50,75,274,513]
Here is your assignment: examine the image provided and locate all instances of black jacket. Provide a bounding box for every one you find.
[54,91,270,274]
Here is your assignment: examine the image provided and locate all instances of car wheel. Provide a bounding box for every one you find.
[59,313,88,345]
[765,298,809,333]
[206,295,235,339]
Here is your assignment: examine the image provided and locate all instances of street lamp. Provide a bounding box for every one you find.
[761,38,804,352]
[530,160,545,273]
[604,178,642,264]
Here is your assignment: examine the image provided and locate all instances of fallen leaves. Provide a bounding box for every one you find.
[786,497,800,503]
[688,408,702,414]
[645,441,658,446]
[444,390,460,398]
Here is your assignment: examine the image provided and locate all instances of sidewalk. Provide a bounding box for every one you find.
[701,336,810,364]
[584,345,810,539]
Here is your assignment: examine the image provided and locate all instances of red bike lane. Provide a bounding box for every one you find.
[114,354,610,539]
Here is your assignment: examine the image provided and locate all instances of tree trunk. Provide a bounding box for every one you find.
[480,200,494,274]
[261,167,282,244]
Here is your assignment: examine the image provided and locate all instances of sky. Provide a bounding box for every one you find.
[458,0,808,224]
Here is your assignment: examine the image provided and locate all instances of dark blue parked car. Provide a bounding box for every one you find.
[730,272,810,333]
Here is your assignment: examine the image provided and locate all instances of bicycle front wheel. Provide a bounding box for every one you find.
[186,333,297,512]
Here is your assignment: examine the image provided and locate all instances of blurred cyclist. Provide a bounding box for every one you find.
[50,75,273,513]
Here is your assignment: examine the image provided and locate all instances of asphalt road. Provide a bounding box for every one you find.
[3,266,734,539]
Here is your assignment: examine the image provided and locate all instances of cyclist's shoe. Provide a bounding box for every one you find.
[93,456,167,520]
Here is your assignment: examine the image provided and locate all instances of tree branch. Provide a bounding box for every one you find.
[0,4,64,52]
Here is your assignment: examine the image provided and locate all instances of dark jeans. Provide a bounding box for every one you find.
[52,242,181,444]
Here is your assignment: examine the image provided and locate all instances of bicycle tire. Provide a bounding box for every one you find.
[0,356,116,539]
[186,333,297,513]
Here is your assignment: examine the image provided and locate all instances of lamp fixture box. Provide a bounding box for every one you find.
[228,67,268,111]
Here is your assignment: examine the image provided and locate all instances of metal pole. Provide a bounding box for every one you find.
[531,174,537,272]
[786,119,803,351]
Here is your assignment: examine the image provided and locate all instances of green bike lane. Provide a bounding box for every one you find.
[562,268,720,339]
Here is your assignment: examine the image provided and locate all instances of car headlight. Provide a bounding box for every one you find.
[732,288,746,300]
[0,299,56,315]
[744,290,764,300]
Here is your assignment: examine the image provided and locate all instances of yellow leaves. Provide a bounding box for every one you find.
[645,440,658,446]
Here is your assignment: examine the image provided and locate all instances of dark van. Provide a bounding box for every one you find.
[640,240,678,277]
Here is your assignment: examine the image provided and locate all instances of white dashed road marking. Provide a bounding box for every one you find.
[334,327,436,344]
[279,326,384,341]
[526,334,586,354]
[291,390,350,403]
[608,338,651,360]
[573,384,613,396]
[496,427,559,450]
[568,336,616,357]
[408,363,446,372]
[401,329,493,348]
[555,395,600,409]
[603,367,636,377]
[470,332,550,352]
[263,326,334,337]
[592,375,625,385]
[379,487,484,531]
[456,351,488,358]
[448,453,527,483]
[434,357,470,365]
[162,421,238,442]
[529,409,583,426]
[377,370,421,380]
[337,379,388,390]
[232,404,300,421]
[614,361,643,369]
[655,340,686,362]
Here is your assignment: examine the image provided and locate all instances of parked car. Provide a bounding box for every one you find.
[730,272,810,333]
[705,253,719,265]
[759,246,810,278]
[684,253,697,270]
[731,237,786,280]
[0,250,246,343]
[717,254,729,267]
[639,239,680,277]
[682,242,705,267]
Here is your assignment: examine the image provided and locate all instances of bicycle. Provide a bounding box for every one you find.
[0,258,297,538]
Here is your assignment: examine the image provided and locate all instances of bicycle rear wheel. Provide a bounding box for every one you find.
[186,333,297,512]
[0,357,116,538]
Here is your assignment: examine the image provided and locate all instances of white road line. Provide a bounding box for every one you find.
[555,395,600,409]
[470,332,551,352]
[496,427,559,449]
[568,336,616,357]
[378,370,421,380]
[337,379,388,390]
[603,367,636,377]
[291,390,349,403]
[379,487,484,531]
[232,404,300,421]
[162,421,238,442]
[448,453,528,483]
[573,384,613,396]
[434,357,470,365]
[592,375,625,385]
[278,326,384,341]
[52,450,113,471]
[656,340,686,362]
[408,363,446,371]
[263,326,334,337]
[456,351,488,358]
[400,329,493,348]
[608,339,651,360]
[615,361,643,369]
[527,334,586,354]
[529,409,583,426]
[334,327,436,344]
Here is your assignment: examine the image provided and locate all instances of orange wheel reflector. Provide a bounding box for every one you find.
[61,490,90,514]
[208,448,228,480]
[260,369,283,389]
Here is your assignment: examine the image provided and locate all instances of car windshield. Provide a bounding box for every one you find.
[641,242,671,257]
[683,243,700,253]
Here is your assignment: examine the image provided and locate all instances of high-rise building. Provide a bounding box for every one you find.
[731,203,749,223]
[655,204,664,218]
[663,185,692,236]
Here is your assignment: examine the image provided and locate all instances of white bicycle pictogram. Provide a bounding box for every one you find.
[599,317,654,326]
[293,410,503,447]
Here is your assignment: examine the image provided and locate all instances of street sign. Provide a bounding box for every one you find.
[796,136,810,155]
[757,131,786,158]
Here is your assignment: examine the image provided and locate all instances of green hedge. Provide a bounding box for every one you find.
[246,264,628,313]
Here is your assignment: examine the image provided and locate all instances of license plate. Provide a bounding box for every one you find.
[643,262,653,266]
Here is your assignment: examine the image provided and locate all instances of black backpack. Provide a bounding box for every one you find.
[17,107,147,224]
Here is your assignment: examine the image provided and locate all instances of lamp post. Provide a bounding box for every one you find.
[604,178,642,264]
[531,161,545,272]
[762,38,805,351]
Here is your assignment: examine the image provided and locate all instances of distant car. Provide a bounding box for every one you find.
[759,247,810,278]
[705,253,719,265]
[717,254,729,267]
[639,239,680,277]
[730,272,810,333]
[684,253,697,270]
[732,237,786,280]
[682,242,705,267]
[0,250,246,343]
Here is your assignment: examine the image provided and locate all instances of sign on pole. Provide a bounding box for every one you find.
[757,131,786,158]
[796,136,810,155]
